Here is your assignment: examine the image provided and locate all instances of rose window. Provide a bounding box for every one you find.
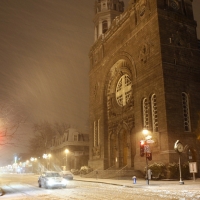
[115,74,132,107]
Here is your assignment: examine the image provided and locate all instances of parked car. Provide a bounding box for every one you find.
[38,171,68,189]
[60,171,74,180]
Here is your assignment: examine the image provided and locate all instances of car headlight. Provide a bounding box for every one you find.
[62,179,68,185]
[47,179,55,186]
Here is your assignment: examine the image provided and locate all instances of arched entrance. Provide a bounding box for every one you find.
[119,128,128,167]
[110,133,117,166]
[110,128,128,168]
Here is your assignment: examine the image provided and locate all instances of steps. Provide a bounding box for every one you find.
[82,167,144,179]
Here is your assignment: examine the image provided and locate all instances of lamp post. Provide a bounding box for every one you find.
[142,129,152,185]
[30,157,37,173]
[65,149,69,170]
[48,154,51,170]
[174,140,184,185]
[43,154,51,170]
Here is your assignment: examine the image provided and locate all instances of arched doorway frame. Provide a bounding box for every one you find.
[109,121,131,168]
[103,52,137,169]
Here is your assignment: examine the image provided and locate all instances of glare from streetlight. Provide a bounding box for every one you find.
[142,129,149,135]
[43,154,47,159]
[145,135,152,140]
[65,149,69,154]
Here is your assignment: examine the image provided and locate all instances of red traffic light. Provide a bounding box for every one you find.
[146,152,152,161]
[140,140,145,157]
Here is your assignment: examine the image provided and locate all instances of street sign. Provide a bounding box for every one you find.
[144,145,151,153]
[146,139,154,144]
[189,162,198,173]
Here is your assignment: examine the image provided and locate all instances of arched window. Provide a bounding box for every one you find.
[151,94,158,132]
[115,74,132,107]
[96,25,99,39]
[182,92,191,132]
[142,98,149,129]
[102,20,108,34]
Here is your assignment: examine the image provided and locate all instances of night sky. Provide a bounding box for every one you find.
[0,0,199,165]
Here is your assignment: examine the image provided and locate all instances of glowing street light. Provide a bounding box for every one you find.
[65,149,69,154]
[141,129,152,185]
[142,128,149,135]
[43,154,51,170]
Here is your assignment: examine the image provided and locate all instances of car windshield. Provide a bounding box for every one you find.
[62,171,72,174]
[46,173,61,177]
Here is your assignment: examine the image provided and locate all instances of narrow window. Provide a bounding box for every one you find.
[94,120,99,146]
[142,98,149,129]
[102,20,108,34]
[151,94,158,132]
[94,121,97,146]
[74,135,78,141]
[182,92,191,132]
[96,25,99,39]
[98,119,100,145]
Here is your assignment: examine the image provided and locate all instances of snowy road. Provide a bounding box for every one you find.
[0,174,200,200]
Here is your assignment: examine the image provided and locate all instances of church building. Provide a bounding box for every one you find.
[89,0,200,174]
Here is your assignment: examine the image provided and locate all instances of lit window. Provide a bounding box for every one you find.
[182,92,191,132]
[151,94,158,132]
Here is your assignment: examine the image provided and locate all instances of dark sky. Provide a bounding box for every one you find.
[0,0,199,165]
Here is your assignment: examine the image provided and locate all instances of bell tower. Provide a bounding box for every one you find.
[94,0,124,41]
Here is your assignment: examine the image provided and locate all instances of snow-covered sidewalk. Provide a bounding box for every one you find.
[74,176,200,199]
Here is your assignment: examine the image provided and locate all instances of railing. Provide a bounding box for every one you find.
[105,165,115,170]
[83,167,101,178]
[82,166,143,179]
[115,165,128,179]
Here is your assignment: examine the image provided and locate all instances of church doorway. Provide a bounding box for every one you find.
[119,128,128,167]
[110,128,128,168]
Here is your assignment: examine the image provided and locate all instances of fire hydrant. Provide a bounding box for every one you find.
[132,176,136,184]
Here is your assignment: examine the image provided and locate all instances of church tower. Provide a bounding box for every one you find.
[94,0,124,41]
[89,0,200,176]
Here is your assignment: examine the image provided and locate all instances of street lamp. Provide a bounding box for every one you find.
[65,149,69,170]
[43,154,51,170]
[141,129,152,185]
[48,154,51,170]
[174,140,184,185]
[142,128,149,135]
[30,157,37,173]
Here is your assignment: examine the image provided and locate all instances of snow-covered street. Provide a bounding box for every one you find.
[0,174,200,200]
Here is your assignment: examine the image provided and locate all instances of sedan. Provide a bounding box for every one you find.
[60,171,73,180]
[38,171,68,189]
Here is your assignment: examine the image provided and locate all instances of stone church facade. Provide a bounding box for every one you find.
[89,0,200,173]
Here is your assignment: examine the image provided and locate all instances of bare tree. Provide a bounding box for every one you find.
[0,101,26,146]
[29,121,54,156]
[53,122,70,136]
[29,121,70,157]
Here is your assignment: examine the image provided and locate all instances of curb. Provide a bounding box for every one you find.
[74,178,136,188]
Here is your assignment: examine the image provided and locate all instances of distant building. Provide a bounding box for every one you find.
[89,0,200,175]
[50,128,89,170]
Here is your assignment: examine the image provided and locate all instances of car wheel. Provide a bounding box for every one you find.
[45,183,48,189]
[63,185,67,188]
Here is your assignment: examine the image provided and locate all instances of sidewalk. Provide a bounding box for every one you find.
[73,175,200,190]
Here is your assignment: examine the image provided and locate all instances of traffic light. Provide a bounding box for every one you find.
[146,152,152,161]
[140,140,145,157]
